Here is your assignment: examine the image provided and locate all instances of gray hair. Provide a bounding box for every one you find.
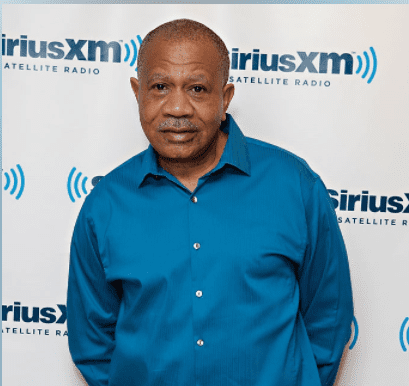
[137,19,230,86]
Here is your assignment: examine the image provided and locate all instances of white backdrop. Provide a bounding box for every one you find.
[2,4,409,385]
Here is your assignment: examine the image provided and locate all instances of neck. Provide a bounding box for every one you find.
[158,129,228,191]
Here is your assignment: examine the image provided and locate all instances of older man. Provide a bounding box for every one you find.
[67,19,353,386]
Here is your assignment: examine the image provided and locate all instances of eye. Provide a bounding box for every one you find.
[192,85,206,93]
[154,83,166,91]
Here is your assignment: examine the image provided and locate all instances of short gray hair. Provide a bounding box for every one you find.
[137,19,230,86]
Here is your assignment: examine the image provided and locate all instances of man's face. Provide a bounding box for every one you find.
[130,36,234,161]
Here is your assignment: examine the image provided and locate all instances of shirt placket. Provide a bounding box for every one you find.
[187,184,207,386]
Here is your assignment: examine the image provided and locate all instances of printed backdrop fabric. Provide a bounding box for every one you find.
[2,4,409,386]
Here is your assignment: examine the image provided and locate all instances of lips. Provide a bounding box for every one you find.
[160,128,197,133]
[160,129,197,143]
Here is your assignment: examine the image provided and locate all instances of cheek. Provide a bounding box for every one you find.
[208,99,224,124]
[199,97,223,118]
[213,95,224,115]
[139,94,162,122]
[215,103,224,120]
[139,106,156,127]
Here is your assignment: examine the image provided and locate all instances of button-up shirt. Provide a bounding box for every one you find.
[67,113,353,386]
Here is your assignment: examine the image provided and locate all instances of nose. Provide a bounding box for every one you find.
[162,87,194,117]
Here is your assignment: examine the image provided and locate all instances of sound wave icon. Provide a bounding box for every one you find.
[124,35,143,71]
[3,164,25,200]
[400,317,409,352]
[349,315,359,350]
[67,167,88,203]
[356,47,377,84]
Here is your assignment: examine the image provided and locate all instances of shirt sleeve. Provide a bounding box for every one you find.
[67,199,121,386]
[298,176,354,386]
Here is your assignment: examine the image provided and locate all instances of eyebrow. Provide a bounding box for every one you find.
[148,73,211,84]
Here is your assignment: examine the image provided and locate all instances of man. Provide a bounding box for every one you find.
[67,18,353,386]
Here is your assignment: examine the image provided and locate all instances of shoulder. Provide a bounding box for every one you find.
[245,136,319,186]
[79,149,148,214]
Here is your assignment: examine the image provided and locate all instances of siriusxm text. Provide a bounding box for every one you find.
[230,48,353,74]
[2,302,67,324]
[2,34,121,63]
[328,190,409,213]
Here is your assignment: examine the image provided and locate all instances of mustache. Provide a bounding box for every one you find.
[157,118,198,131]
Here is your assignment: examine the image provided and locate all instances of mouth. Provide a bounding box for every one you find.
[159,129,198,143]
[160,128,197,133]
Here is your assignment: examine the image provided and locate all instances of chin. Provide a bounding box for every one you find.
[163,152,197,162]
[160,147,203,162]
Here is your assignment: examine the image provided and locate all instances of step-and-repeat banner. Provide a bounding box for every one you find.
[2,4,408,385]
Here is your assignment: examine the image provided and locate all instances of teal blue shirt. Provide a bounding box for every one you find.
[67,113,353,386]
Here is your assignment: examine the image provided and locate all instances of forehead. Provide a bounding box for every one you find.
[141,35,223,82]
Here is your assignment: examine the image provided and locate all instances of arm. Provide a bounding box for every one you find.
[298,177,354,386]
[67,200,121,386]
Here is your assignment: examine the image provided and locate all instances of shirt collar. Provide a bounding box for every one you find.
[137,113,251,188]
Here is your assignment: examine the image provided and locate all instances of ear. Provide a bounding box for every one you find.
[130,77,140,103]
[221,83,235,121]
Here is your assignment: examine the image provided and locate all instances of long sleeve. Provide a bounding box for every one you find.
[67,199,121,386]
[298,176,354,386]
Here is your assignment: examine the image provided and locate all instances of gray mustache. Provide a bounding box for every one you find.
[157,118,198,130]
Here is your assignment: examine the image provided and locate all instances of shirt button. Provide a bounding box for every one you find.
[193,243,200,250]
[197,339,204,346]
[196,290,202,297]
[191,196,198,203]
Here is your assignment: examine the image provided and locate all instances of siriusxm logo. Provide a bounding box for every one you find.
[230,49,352,74]
[349,316,409,352]
[67,167,103,202]
[3,164,25,200]
[400,317,409,352]
[328,190,409,214]
[230,47,377,83]
[2,33,144,68]
[355,47,377,84]
[124,35,143,71]
[349,316,359,350]
[2,34,121,63]
[2,302,66,324]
